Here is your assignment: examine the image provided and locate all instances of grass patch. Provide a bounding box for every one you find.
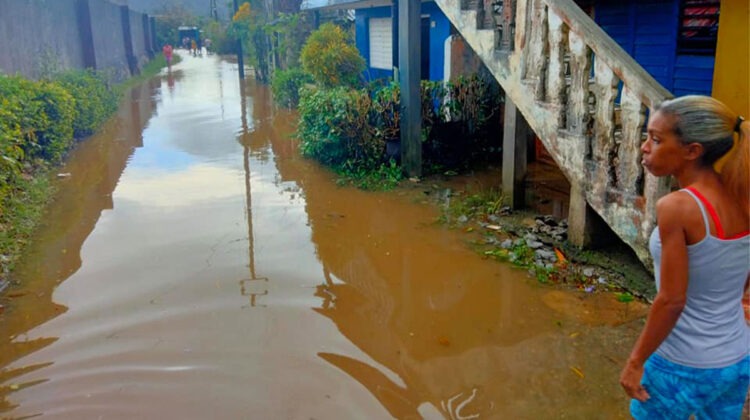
[436,186,655,298]
[116,53,181,94]
[439,188,505,226]
[335,160,403,191]
[0,171,55,279]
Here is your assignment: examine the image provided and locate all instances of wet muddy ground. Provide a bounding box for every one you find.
[0,54,648,419]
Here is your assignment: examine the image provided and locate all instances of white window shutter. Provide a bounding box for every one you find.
[369,18,393,70]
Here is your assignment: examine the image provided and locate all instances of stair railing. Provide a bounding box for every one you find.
[440,0,675,262]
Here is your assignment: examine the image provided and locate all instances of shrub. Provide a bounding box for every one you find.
[296,75,502,187]
[33,81,76,162]
[271,67,313,108]
[371,82,400,141]
[0,98,24,202]
[297,86,382,171]
[0,75,76,163]
[54,70,118,138]
[300,23,365,88]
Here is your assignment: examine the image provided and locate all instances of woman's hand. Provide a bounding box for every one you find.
[620,360,650,402]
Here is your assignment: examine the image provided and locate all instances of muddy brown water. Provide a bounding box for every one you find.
[0,55,646,419]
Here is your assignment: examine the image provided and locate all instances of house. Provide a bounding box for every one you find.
[302,0,746,109]
[301,0,456,82]
[593,0,746,116]
[299,0,748,263]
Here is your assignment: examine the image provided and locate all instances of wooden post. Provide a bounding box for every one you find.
[502,98,529,209]
[398,0,422,178]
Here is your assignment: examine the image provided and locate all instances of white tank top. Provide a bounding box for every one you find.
[649,187,750,368]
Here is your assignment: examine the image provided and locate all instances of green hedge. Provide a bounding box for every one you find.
[271,67,313,108]
[297,75,503,182]
[0,76,76,163]
[0,69,120,277]
[54,70,119,138]
[298,86,383,171]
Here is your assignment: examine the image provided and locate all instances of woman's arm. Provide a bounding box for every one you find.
[620,195,690,401]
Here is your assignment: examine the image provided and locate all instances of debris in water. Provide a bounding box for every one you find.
[570,366,585,379]
[438,336,450,346]
[57,173,72,178]
[485,225,501,231]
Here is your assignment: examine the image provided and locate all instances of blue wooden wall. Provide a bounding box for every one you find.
[594,0,715,96]
[355,1,451,82]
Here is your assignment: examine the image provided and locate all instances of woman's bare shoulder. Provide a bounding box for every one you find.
[655,191,700,227]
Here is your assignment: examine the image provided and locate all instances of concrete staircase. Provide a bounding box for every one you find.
[435,0,674,263]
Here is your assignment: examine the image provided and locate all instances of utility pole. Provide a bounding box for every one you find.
[233,0,246,79]
[398,0,421,177]
[210,0,219,20]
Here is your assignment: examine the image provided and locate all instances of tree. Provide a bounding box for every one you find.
[300,23,365,88]
[154,4,204,47]
[229,2,271,82]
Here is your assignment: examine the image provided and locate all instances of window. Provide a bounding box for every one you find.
[677,0,720,55]
[369,18,393,70]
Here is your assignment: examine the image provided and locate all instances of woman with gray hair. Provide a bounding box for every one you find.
[620,95,749,419]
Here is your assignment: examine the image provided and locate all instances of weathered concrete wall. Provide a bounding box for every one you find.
[445,34,484,81]
[0,0,86,79]
[88,0,129,80]
[0,0,152,81]
[130,10,149,68]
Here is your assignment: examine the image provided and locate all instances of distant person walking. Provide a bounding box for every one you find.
[191,39,197,57]
[162,44,173,69]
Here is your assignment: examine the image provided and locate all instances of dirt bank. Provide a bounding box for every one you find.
[396,169,657,302]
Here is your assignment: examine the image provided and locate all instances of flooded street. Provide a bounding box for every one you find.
[0,54,645,419]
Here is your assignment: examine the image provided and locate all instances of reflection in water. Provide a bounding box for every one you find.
[0,54,643,418]
[0,78,160,412]
[239,82,269,308]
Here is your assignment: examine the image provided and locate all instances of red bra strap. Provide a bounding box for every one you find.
[684,186,726,239]
[725,230,750,240]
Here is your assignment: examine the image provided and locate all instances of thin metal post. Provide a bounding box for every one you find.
[233,0,246,79]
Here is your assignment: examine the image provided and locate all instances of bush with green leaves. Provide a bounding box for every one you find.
[297,86,383,170]
[300,23,365,88]
[0,97,25,202]
[296,74,502,185]
[0,75,76,163]
[271,67,313,108]
[54,70,119,138]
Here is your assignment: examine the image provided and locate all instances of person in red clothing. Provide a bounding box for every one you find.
[162,44,173,69]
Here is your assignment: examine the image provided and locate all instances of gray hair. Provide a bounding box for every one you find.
[654,95,735,166]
